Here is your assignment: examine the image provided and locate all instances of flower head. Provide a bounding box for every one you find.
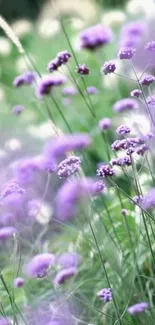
[116,125,131,135]
[145,41,155,51]
[97,288,113,302]
[12,105,24,115]
[143,188,155,209]
[113,98,138,112]
[128,302,148,315]
[140,75,155,86]
[86,86,99,95]
[97,164,115,177]
[76,64,90,75]
[101,61,116,75]
[13,71,36,87]
[14,277,25,288]
[118,47,136,59]
[25,253,55,278]
[110,156,131,167]
[62,86,77,96]
[79,24,113,51]
[0,318,9,325]
[47,57,60,73]
[36,75,67,97]
[57,51,71,64]
[57,156,81,178]
[130,89,142,98]
[56,252,81,268]
[0,227,17,240]
[99,118,112,131]
[54,267,77,285]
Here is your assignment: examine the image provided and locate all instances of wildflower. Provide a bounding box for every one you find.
[116,125,131,135]
[111,139,126,151]
[0,180,25,199]
[14,157,41,184]
[62,86,77,96]
[130,89,142,98]
[56,252,81,268]
[54,267,77,285]
[133,195,144,205]
[92,180,106,194]
[128,302,148,315]
[57,50,71,64]
[140,75,155,86]
[145,41,155,51]
[113,98,138,112]
[25,253,55,278]
[121,208,128,216]
[0,318,9,325]
[136,144,149,155]
[118,47,136,59]
[99,118,111,131]
[122,21,146,37]
[86,86,99,95]
[40,157,57,174]
[14,277,25,288]
[76,64,90,75]
[110,156,131,167]
[12,105,24,115]
[97,288,113,302]
[47,57,60,73]
[97,164,115,177]
[101,61,116,75]
[143,188,155,209]
[0,227,17,240]
[79,24,113,51]
[36,75,67,97]
[57,156,81,178]
[13,71,36,87]
[44,133,91,159]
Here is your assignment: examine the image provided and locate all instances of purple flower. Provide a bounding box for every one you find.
[113,98,138,113]
[14,277,25,288]
[76,64,90,75]
[140,75,155,86]
[44,133,91,159]
[54,267,77,285]
[0,180,25,200]
[79,24,113,51]
[25,253,55,278]
[143,188,155,209]
[121,208,128,216]
[56,252,81,268]
[101,61,116,75]
[128,302,148,315]
[14,157,41,184]
[110,156,131,167]
[47,57,60,73]
[86,86,99,95]
[111,139,126,151]
[145,41,155,52]
[62,86,77,96]
[57,51,71,64]
[136,144,149,155]
[118,47,136,60]
[13,71,36,87]
[97,288,113,302]
[57,156,81,178]
[36,75,67,97]
[12,105,24,115]
[0,227,17,240]
[92,180,106,195]
[0,318,9,325]
[97,164,115,177]
[133,195,144,205]
[99,118,111,131]
[116,125,131,135]
[122,21,146,37]
[130,89,142,98]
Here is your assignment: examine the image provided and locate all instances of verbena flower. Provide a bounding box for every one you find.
[97,288,113,302]
[128,302,148,315]
[140,75,155,86]
[25,253,55,278]
[54,267,77,285]
[101,61,116,75]
[118,47,136,59]
[113,98,138,112]
[76,64,90,75]
[56,252,81,268]
[48,51,71,73]
[0,227,17,240]
[57,51,72,64]
[145,41,155,51]
[79,24,113,51]
[14,277,25,288]
[12,105,24,115]
[132,195,144,205]
[86,86,99,95]
[110,156,131,167]
[0,180,25,200]
[122,21,146,37]
[44,133,91,159]
[62,86,77,96]
[99,118,112,131]
[121,208,128,216]
[116,125,131,135]
[97,164,115,177]
[57,156,81,178]
[36,75,67,97]
[130,89,142,97]
[47,57,60,73]
[13,71,36,87]
[136,144,149,155]
[143,188,155,209]
[92,180,106,194]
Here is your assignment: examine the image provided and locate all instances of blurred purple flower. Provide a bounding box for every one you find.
[13,71,36,87]
[143,188,155,209]
[57,156,81,178]
[14,277,25,288]
[97,164,115,177]
[25,253,55,278]
[101,61,116,75]
[97,288,113,302]
[12,105,24,115]
[86,86,99,95]
[145,41,155,52]
[57,51,72,64]
[133,195,144,205]
[62,86,77,96]
[130,89,142,98]
[56,252,81,268]
[116,125,131,135]
[128,302,148,315]
[36,75,67,97]
[48,57,60,73]
[110,156,131,167]
[54,267,77,285]
[118,47,136,60]
[79,24,113,51]
[0,318,9,325]
[113,98,138,112]
[99,118,111,131]
[0,227,17,240]
[76,64,90,75]
[140,75,155,86]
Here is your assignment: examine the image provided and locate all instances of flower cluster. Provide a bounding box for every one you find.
[97,288,113,302]
[79,24,113,50]
[47,51,71,72]
[57,156,81,178]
